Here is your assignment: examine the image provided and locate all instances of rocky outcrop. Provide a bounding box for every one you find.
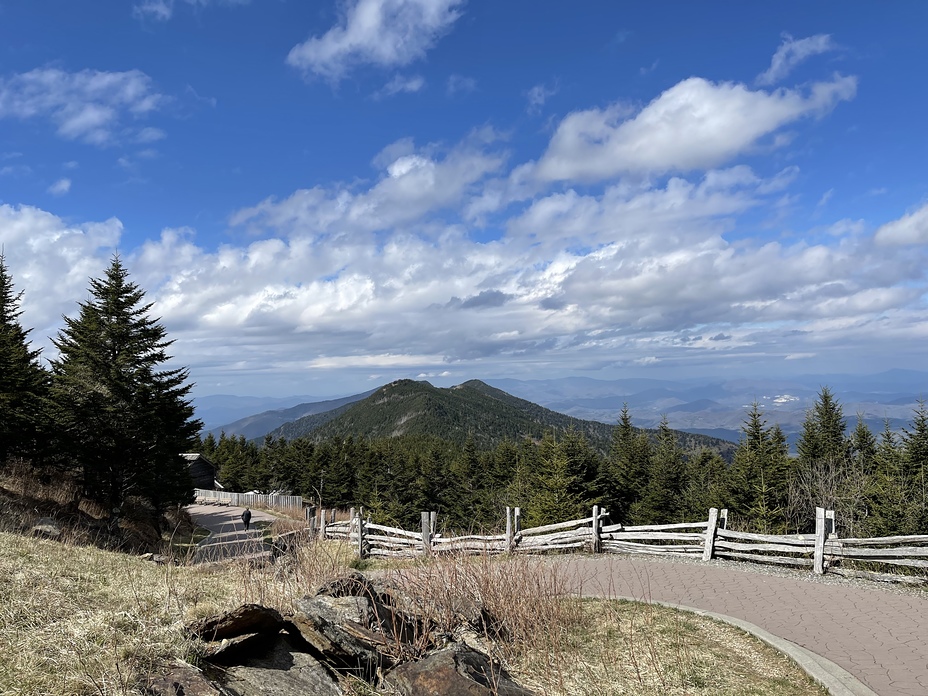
[147,571,534,696]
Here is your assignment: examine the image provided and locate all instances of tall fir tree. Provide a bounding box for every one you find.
[48,256,201,517]
[0,253,48,465]
[599,405,650,522]
[632,417,685,524]
[525,431,586,527]
[727,404,790,532]
[901,401,928,533]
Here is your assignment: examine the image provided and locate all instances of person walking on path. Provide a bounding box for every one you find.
[240,507,252,532]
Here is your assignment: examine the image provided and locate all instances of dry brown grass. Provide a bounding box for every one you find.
[0,528,826,696]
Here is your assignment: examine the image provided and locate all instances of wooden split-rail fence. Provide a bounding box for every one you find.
[315,504,928,584]
[193,488,304,512]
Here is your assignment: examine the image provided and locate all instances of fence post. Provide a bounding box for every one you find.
[592,505,601,553]
[703,507,719,562]
[357,511,366,559]
[505,506,512,550]
[430,511,437,536]
[825,509,836,537]
[319,508,327,540]
[513,507,521,551]
[421,511,432,556]
[814,506,826,575]
[719,508,728,530]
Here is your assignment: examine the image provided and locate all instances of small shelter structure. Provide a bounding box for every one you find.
[181,453,216,490]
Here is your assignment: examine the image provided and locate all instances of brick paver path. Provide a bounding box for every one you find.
[559,555,928,695]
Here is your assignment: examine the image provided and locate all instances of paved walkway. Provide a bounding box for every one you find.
[186,503,277,562]
[561,555,928,696]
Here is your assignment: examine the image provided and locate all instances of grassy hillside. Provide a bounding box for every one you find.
[0,528,823,696]
[266,378,737,458]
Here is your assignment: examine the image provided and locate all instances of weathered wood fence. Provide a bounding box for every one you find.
[315,505,928,584]
[193,488,303,512]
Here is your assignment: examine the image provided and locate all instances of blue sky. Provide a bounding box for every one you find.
[1,1,927,398]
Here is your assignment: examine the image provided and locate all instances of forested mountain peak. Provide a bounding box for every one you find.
[265,377,735,458]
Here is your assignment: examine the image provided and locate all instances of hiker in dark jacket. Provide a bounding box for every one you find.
[241,507,252,531]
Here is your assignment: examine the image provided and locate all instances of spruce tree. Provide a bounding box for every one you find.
[0,253,48,465]
[48,256,200,517]
[600,405,649,522]
[632,417,685,524]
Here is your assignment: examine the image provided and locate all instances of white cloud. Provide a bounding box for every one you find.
[47,178,71,196]
[535,74,857,182]
[373,74,425,99]
[447,74,476,95]
[0,67,164,146]
[0,205,121,341]
[757,33,836,86]
[136,126,166,143]
[874,203,928,246]
[231,132,506,236]
[287,0,465,81]
[525,81,558,114]
[133,0,250,22]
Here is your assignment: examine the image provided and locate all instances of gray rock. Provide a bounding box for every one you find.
[219,634,342,696]
[30,517,61,539]
[188,604,285,642]
[385,643,535,696]
[144,660,222,695]
[290,594,395,680]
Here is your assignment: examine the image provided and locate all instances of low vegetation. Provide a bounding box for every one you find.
[0,527,825,696]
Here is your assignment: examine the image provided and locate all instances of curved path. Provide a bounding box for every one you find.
[187,503,277,562]
[561,555,928,696]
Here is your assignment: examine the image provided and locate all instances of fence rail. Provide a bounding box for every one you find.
[308,504,928,585]
[193,488,303,512]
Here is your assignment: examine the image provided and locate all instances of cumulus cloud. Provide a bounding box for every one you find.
[525,81,557,114]
[535,75,856,182]
[133,0,250,22]
[0,204,121,340]
[287,0,465,81]
[874,203,928,246]
[757,33,836,86]
[0,67,163,146]
[47,178,71,196]
[5,56,928,393]
[230,132,506,236]
[447,74,476,95]
[373,74,425,99]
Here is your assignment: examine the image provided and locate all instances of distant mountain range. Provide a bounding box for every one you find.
[195,369,928,452]
[487,369,928,449]
[204,390,376,440]
[201,378,736,458]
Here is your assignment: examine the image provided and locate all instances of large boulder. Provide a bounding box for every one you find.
[218,633,342,696]
[144,660,223,695]
[384,643,535,696]
[187,604,285,642]
[289,594,392,680]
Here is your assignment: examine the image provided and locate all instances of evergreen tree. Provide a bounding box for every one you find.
[727,404,790,532]
[791,388,872,534]
[902,401,928,533]
[680,449,728,521]
[48,256,200,517]
[632,417,685,524]
[0,253,48,465]
[600,405,650,522]
[868,423,911,536]
[526,431,586,527]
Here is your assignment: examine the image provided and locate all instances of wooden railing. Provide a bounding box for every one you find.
[313,504,928,585]
[193,488,304,512]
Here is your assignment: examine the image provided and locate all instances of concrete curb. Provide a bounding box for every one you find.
[609,595,878,696]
